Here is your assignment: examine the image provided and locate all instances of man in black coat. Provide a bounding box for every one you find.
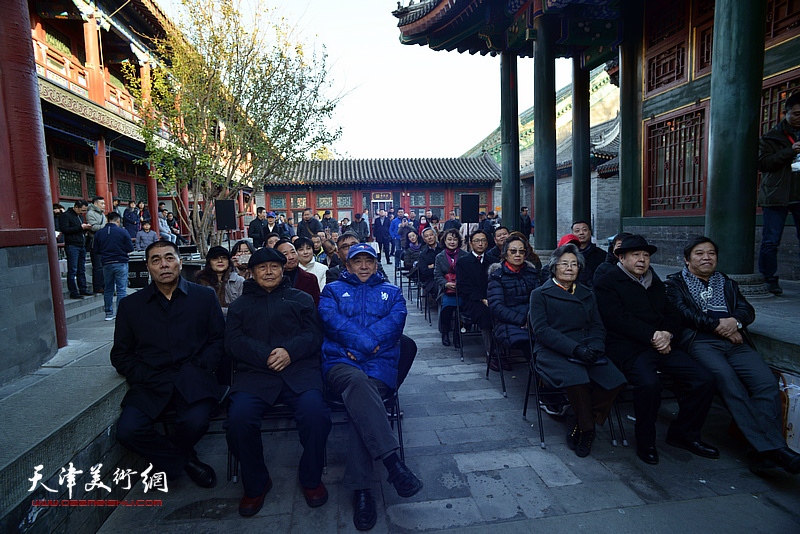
[571,220,607,287]
[594,235,717,466]
[249,207,268,248]
[456,230,494,357]
[225,247,331,516]
[60,200,93,299]
[373,209,392,263]
[298,207,324,239]
[111,240,226,489]
[520,207,532,237]
[665,236,800,474]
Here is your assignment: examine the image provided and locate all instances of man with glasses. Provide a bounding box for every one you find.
[456,230,494,357]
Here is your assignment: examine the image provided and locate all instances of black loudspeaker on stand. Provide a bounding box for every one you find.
[460,194,479,224]
[215,199,237,230]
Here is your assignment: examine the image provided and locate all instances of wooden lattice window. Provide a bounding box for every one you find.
[429,191,445,206]
[644,0,689,95]
[766,0,800,44]
[761,72,800,135]
[44,23,72,58]
[86,173,96,198]
[52,142,71,160]
[336,192,353,208]
[117,180,132,202]
[134,183,147,202]
[410,192,426,207]
[58,168,82,198]
[270,194,287,210]
[645,107,707,215]
[290,194,307,209]
[316,193,334,209]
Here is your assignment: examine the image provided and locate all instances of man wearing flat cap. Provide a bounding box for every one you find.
[594,235,718,466]
[225,247,331,517]
[319,243,422,530]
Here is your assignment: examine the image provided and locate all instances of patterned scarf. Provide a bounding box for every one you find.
[681,266,728,314]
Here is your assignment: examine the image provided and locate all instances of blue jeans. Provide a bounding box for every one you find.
[66,244,87,296]
[758,204,800,279]
[103,263,129,314]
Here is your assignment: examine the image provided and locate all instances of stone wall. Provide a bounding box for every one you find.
[0,245,57,385]
[555,173,620,244]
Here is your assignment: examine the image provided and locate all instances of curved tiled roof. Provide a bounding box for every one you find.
[268,153,501,186]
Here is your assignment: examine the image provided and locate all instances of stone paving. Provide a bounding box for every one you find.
[98,263,800,533]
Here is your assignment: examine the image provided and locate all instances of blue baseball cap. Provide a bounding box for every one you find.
[346,243,377,261]
[266,211,277,218]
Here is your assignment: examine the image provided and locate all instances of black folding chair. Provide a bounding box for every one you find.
[455,297,482,362]
[523,319,627,449]
[486,317,531,398]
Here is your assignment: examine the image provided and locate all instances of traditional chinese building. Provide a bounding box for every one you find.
[394,0,800,282]
[257,154,501,223]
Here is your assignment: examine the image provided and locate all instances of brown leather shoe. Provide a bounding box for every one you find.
[303,481,328,507]
[239,477,273,517]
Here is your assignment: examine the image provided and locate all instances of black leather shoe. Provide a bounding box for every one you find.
[768,447,800,474]
[184,456,216,488]
[386,460,423,498]
[575,429,595,458]
[353,489,377,531]
[665,436,720,459]
[79,290,93,296]
[70,293,84,300]
[441,332,451,346]
[637,445,659,465]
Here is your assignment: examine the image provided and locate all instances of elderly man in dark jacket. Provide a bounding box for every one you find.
[666,236,800,474]
[298,207,324,239]
[594,235,717,466]
[319,244,422,531]
[457,230,494,357]
[225,247,331,517]
[111,240,226,489]
[757,92,800,295]
[274,239,320,306]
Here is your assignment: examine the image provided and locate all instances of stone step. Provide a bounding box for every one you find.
[65,295,106,325]
[63,292,104,312]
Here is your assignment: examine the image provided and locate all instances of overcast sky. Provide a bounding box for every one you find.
[157,0,573,158]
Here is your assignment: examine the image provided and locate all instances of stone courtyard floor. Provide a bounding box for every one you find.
[98,262,800,533]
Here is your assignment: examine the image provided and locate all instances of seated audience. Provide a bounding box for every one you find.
[594,235,718,465]
[231,240,256,280]
[195,246,245,315]
[274,239,320,306]
[570,220,606,287]
[166,212,187,245]
[417,227,442,298]
[263,232,281,249]
[434,229,468,348]
[295,237,327,292]
[593,232,633,284]
[135,220,159,251]
[225,247,331,516]
[111,241,226,489]
[319,244,422,531]
[312,234,327,263]
[403,230,422,271]
[665,236,800,474]
[322,239,342,269]
[485,226,510,263]
[487,235,541,371]
[456,230,494,358]
[529,244,626,457]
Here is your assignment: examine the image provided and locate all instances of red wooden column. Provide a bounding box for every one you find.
[82,14,105,105]
[94,136,109,205]
[237,190,245,238]
[146,167,159,233]
[180,186,190,235]
[0,0,66,347]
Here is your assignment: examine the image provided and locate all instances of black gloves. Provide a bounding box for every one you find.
[572,344,604,364]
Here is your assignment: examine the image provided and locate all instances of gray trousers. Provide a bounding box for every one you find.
[326,364,399,490]
[690,337,785,452]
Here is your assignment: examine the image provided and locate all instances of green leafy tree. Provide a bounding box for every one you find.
[126,0,340,253]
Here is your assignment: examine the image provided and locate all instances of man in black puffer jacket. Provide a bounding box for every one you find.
[666,236,800,475]
[225,247,332,516]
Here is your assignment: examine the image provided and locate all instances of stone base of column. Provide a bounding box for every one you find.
[534,249,555,267]
[728,273,773,299]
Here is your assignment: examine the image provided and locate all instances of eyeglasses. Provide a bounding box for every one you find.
[557,261,579,269]
[472,239,488,244]
[507,248,525,255]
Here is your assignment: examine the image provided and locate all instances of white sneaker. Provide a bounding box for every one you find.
[104,314,115,321]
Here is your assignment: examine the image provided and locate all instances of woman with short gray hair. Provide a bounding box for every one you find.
[529,243,626,458]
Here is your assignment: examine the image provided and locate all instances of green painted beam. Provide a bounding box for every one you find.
[501,51,521,232]
[705,0,768,275]
[533,15,557,250]
[618,0,643,230]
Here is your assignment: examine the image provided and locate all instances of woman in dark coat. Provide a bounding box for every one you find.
[434,229,468,347]
[403,230,422,271]
[529,243,626,458]
[487,235,541,351]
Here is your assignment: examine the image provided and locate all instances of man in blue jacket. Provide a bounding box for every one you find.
[94,212,134,320]
[319,244,422,531]
[389,208,405,265]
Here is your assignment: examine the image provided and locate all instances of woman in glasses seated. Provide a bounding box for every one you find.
[529,243,626,458]
[486,234,541,372]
